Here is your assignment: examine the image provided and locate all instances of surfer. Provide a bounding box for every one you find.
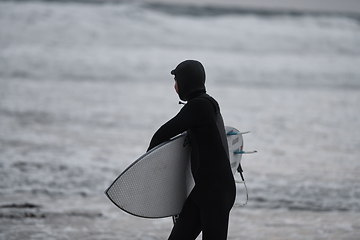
[147,60,236,240]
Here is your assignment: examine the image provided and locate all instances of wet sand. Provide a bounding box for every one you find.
[1,195,360,240]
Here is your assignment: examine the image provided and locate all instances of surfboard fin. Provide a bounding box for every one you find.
[227,130,251,135]
[234,150,257,154]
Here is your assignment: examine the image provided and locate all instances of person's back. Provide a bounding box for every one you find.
[184,94,233,186]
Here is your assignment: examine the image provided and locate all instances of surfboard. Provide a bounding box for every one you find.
[105,126,244,218]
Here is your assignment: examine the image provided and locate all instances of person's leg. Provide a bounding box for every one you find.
[168,197,202,240]
[199,184,235,240]
[200,206,231,240]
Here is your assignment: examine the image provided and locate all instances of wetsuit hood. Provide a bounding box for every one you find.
[171,60,206,101]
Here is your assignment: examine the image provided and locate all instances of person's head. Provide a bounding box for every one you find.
[171,60,206,101]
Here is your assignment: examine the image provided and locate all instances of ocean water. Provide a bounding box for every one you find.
[1,1,360,239]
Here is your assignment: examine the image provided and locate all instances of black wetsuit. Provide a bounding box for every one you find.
[147,60,236,240]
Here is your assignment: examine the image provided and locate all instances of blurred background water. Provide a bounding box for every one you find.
[0,0,360,239]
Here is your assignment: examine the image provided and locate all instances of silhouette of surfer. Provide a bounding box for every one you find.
[148,60,235,240]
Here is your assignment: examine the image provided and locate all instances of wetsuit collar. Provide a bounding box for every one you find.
[186,89,207,101]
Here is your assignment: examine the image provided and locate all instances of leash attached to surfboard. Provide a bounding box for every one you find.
[226,129,257,207]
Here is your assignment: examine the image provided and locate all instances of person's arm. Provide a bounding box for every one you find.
[147,99,209,151]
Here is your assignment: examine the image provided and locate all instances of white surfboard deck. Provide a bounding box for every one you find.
[105,126,243,218]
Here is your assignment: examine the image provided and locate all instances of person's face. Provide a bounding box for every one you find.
[174,78,179,94]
